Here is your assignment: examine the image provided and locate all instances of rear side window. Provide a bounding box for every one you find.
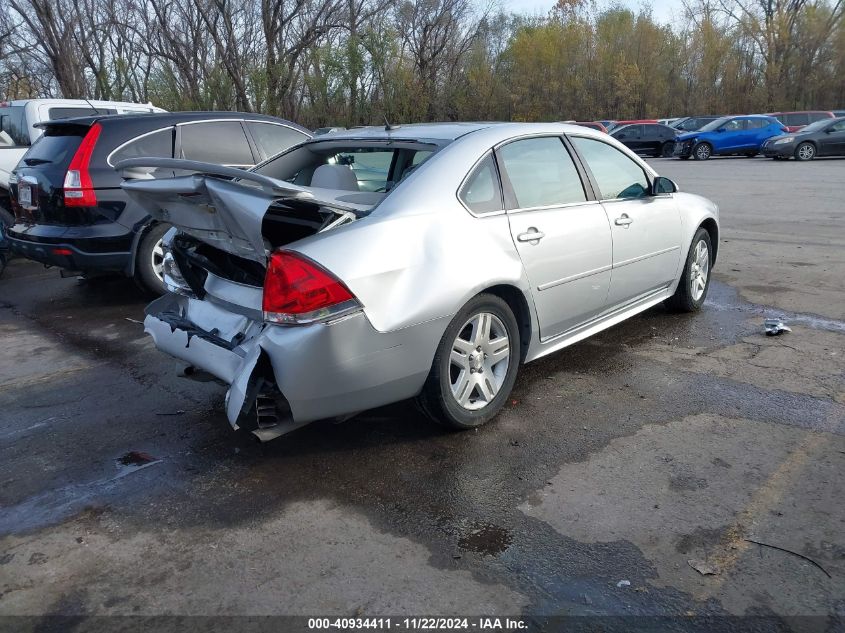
[246,122,308,159]
[110,128,174,165]
[0,106,29,147]
[180,121,254,166]
[23,127,86,166]
[49,107,117,119]
[571,136,649,200]
[808,112,830,123]
[784,113,809,127]
[746,119,765,129]
[497,137,586,209]
[458,153,503,215]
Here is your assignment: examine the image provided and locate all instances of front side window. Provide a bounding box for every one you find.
[830,120,845,133]
[571,136,649,200]
[180,121,254,166]
[0,106,29,147]
[497,136,586,209]
[723,118,746,131]
[458,153,502,215]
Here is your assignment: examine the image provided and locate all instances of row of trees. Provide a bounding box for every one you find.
[0,0,843,128]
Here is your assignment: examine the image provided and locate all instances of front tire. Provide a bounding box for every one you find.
[666,228,712,313]
[692,142,712,161]
[417,293,520,430]
[134,223,171,295]
[795,142,816,161]
[660,141,674,158]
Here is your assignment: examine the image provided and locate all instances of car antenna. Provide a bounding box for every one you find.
[383,115,400,132]
[83,96,102,116]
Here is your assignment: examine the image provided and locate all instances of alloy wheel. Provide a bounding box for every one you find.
[689,239,710,301]
[797,143,815,161]
[449,312,510,411]
[151,238,165,282]
[695,144,711,160]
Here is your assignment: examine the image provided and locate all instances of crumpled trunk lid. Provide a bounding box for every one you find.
[119,158,373,264]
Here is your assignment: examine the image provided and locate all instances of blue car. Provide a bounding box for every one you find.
[673,115,787,160]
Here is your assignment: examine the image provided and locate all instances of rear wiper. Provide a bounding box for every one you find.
[23,157,51,166]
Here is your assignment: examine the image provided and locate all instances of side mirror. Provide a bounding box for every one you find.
[617,133,627,139]
[652,176,677,195]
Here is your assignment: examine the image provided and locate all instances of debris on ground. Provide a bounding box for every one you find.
[118,451,158,466]
[688,559,720,576]
[745,538,831,578]
[156,410,186,416]
[764,318,792,336]
[616,580,631,588]
[124,317,144,325]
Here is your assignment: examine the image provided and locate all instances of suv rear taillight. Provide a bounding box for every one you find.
[263,251,360,325]
[63,123,101,207]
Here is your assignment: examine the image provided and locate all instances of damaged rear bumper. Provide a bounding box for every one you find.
[144,293,446,440]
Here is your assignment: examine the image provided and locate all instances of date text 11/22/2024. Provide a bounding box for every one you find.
[307,618,528,630]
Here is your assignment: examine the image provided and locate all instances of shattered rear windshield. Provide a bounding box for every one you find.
[253,140,440,193]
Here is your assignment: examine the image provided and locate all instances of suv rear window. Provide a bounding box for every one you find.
[0,106,29,147]
[783,113,809,127]
[23,126,86,166]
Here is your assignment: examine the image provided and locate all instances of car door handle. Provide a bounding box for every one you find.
[517,228,545,243]
[615,214,633,227]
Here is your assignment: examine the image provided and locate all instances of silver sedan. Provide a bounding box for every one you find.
[119,122,719,441]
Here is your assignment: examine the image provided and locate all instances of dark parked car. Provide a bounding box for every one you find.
[671,116,722,132]
[762,116,845,160]
[7,111,310,293]
[611,123,678,157]
[766,111,834,133]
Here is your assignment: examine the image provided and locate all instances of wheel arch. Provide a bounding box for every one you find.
[478,283,533,363]
[699,217,719,264]
[125,217,160,277]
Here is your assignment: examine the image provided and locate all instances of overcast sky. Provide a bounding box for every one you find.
[503,0,684,26]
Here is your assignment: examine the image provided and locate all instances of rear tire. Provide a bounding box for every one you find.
[692,142,712,161]
[666,228,712,313]
[794,142,816,161]
[417,293,520,430]
[134,223,170,295]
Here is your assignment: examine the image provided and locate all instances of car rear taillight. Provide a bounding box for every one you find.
[780,126,789,133]
[263,251,360,325]
[63,123,101,207]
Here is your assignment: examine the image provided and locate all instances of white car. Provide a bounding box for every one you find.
[0,98,165,223]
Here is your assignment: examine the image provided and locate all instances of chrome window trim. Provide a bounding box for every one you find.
[506,199,602,215]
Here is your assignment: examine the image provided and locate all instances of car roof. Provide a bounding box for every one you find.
[767,110,832,115]
[34,110,310,133]
[313,122,501,142]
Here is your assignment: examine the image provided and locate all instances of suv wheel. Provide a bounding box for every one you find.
[134,223,171,295]
[417,293,520,430]
[693,142,712,161]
